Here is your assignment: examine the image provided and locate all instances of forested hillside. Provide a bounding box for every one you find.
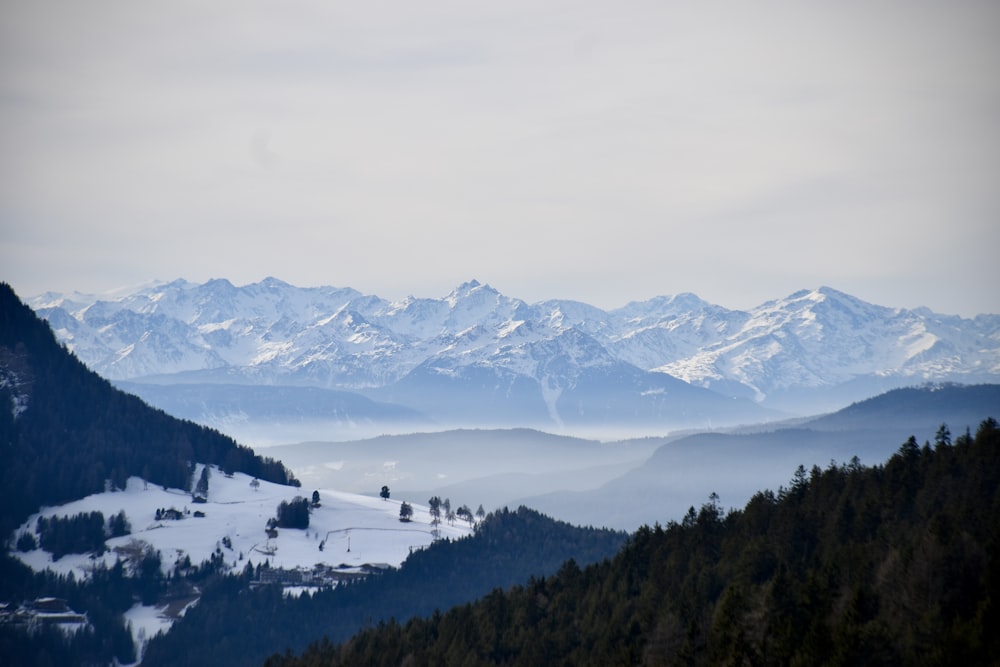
[0,282,296,536]
[267,419,1000,666]
[140,507,626,667]
[804,383,1000,433]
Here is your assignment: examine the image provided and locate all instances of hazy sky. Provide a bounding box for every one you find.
[2,1,998,316]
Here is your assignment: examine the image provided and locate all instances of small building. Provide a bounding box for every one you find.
[30,598,70,614]
[6,598,90,633]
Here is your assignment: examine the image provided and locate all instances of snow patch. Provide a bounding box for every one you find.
[123,600,189,664]
[540,376,564,429]
[497,320,525,338]
[11,470,471,583]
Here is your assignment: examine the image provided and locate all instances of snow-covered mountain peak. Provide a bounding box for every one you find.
[257,276,293,289]
[26,279,1000,418]
[446,279,486,302]
[202,277,236,291]
[616,292,716,317]
[440,280,528,330]
[535,300,610,335]
[29,291,91,312]
[752,287,889,328]
[777,286,875,309]
[443,279,503,310]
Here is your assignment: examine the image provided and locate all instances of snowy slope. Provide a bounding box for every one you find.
[656,288,1000,406]
[30,280,1000,423]
[12,467,471,582]
[10,466,471,663]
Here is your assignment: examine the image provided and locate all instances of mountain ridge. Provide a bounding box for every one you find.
[29,279,1000,436]
[515,382,1000,530]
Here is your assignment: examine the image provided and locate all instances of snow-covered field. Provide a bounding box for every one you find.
[123,599,193,663]
[11,466,472,580]
[10,466,473,663]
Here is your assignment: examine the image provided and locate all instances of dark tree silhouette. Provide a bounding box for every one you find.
[261,422,1000,667]
[276,497,310,529]
[0,283,299,537]
[193,466,210,501]
[428,496,441,527]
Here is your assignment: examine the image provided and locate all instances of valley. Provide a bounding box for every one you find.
[3,280,998,666]
[265,384,1000,531]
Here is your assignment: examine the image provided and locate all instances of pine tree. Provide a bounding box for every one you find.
[193,466,210,501]
[276,497,310,529]
[428,496,442,527]
[935,422,952,448]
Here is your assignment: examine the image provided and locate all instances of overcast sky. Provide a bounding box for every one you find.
[2,1,998,316]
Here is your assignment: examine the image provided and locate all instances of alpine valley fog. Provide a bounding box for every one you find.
[27,279,1000,529]
[4,280,999,666]
[31,278,1000,444]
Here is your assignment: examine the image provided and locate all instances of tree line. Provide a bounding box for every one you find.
[0,550,159,665]
[265,418,1000,666]
[139,507,628,667]
[20,510,131,561]
[0,283,298,537]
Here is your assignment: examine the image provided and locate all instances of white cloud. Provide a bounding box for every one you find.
[1,1,998,315]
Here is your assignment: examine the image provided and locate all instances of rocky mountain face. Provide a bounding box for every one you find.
[28,279,1000,437]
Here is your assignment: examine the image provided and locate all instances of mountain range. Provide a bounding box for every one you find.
[267,384,1000,531]
[4,280,998,666]
[29,278,1000,441]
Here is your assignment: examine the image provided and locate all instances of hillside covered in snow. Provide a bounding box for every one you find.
[1,283,625,666]
[9,468,471,662]
[12,468,470,582]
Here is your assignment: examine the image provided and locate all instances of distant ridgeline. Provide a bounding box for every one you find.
[265,419,1000,667]
[0,283,297,535]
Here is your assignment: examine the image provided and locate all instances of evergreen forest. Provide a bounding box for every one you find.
[3,281,999,666]
[0,282,299,665]
[0,283,297,537]
[139,507,627,667]
[265,419,1000,666]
